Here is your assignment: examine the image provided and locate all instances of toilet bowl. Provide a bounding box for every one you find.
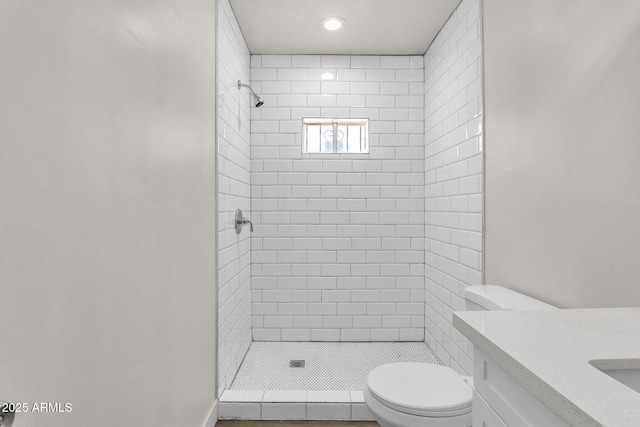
[364,362,472,427]
[364,285,557,427]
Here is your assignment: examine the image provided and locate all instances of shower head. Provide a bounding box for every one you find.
[238,80,264,108]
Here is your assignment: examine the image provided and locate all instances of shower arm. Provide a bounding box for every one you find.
[238,80,258,98]
[237,80,264,107]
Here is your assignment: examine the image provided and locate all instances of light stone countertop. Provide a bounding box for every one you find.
[453,308,640,426]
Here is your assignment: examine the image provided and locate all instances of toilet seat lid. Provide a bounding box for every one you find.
[367,362,472,417]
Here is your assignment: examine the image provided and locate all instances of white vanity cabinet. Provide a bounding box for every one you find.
[455,309,640,426]
[471,348,568,427]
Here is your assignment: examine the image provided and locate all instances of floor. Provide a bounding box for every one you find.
[216,422,380,427]
[230,342,440,390]
[218,341,440,421]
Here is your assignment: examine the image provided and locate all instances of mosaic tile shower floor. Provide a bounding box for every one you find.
[229,341,441,391]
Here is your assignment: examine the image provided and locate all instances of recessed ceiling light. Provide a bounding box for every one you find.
[321,17,346,32]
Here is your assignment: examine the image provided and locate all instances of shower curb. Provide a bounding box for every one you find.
[218,390,375,421]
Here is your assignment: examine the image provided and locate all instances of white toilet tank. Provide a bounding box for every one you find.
[464,285,557,311]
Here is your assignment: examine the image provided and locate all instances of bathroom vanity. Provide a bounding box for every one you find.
[453,308,640,426]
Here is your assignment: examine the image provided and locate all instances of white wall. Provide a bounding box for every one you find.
[424,0,483,375]
[250,55,425,342]
[216,0,252,396]
[0,1,217,426]
[483,0,640,308]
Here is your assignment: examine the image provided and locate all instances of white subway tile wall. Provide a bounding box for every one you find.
[217,0,252,396]
[250,54,426,342]
[424,0,483,375]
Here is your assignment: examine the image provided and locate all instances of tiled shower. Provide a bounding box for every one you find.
[250,53,426,343]
[217,0,483,418]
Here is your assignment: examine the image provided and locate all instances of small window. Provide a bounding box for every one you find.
[302,118,369,154]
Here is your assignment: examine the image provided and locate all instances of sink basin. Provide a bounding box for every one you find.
[599,368,640,393]
[590,360,640,393]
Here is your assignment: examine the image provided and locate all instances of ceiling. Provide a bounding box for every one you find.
[228,0,462,55]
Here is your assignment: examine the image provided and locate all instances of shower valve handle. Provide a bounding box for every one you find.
[235,208,253,233]
[241,218,253,232]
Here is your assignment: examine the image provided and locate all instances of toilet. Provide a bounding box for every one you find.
[364,285,556,427]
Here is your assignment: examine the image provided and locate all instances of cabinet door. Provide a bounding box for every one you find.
[473,348,568,427]
[473,391,508,427]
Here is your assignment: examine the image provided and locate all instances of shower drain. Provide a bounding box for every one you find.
[289,359,305,368]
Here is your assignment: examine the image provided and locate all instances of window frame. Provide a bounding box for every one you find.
[302,118,370,154]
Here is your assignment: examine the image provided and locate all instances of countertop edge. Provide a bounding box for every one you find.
[452,312,600,426]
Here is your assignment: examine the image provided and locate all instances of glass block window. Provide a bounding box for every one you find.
[302,118,369,154]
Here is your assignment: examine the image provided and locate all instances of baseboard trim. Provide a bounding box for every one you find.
[203,399,218,427]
